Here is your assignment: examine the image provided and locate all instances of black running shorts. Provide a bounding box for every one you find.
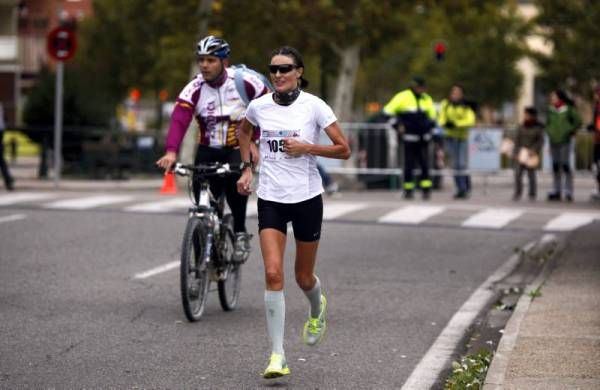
[257,195,323,242]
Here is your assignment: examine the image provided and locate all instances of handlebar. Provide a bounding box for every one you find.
[173,162,241,177]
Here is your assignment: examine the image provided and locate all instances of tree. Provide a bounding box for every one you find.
[216,0,407,120]
[69,0,528,124]
[76,0,204,106]
[533,0,600,98]
[23,66,111,127]
[357,1,528,116]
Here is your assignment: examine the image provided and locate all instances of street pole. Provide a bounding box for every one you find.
[54,61,64,187]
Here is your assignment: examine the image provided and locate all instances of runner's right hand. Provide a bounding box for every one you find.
[237,170,253,195]
[156,151,177,172]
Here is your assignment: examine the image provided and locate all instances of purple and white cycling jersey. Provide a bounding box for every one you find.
[165,67,268,152]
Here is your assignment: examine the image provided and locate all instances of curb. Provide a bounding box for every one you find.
[483,233,564,389]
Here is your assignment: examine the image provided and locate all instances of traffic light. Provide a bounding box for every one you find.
[434,42,446,61]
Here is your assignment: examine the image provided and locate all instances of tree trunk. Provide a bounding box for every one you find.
[331,45,360,122]
[180,0,213,166]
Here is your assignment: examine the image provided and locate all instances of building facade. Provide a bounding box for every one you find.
[0,0,92,127]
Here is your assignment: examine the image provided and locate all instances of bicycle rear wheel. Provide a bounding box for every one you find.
[181,217,210,322]
[218,214,242,311]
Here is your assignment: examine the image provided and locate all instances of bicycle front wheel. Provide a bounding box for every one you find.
[180,217,210,322]
[218,214,242,311]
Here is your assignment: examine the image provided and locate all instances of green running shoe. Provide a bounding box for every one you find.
[303,294,327,346]
[263,352,290,379]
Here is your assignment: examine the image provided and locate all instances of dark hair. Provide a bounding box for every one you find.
[270,46,309,89]
[553,89,574,106]
[524,106,537,116]
[411,76,426,87]
[451,84,464,93]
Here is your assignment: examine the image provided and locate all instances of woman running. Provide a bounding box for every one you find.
[236,46,350,379]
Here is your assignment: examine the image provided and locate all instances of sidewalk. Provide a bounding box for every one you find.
[485,220,600,389]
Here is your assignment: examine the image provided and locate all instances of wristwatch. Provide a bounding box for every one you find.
[241,161,253,171]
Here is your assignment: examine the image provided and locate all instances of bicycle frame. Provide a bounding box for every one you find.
[174,161,245,320]
[174,162,238,268]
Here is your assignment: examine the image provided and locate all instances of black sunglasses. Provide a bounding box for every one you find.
[268,64,297,74]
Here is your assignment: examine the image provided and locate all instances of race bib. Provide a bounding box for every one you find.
[261,129,301,161]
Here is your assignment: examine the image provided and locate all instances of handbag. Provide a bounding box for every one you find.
[518,147,539,168]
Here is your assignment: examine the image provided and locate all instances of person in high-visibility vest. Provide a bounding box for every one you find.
[438,85,476,199]
[383,77,437,199]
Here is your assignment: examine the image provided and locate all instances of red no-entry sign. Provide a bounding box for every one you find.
[47,26,77,61]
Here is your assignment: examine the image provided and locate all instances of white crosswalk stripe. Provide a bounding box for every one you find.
[44,195,135,210]
[543,213,597,231]
[125,198,190,213]
[0,192,56,206]
[0,214,26,224]
[378,205,445,224]
[5,191,600,232]
[461,208,524,229]
[323,202,368,220]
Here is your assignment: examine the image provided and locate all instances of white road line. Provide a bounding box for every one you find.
[0,214,26,224]
[461,208,523,229]
[125,198,190,213]
[543,213,596,231]
[378,205,445,224]
[323,202,368,220]
[44,195,134,210]
[400,240,527,390]
[0,192,56,206]
[133,261,179,279]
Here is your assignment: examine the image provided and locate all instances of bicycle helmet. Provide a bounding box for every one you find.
[196,35,230,59]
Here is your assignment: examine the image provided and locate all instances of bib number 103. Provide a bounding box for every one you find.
[267,139,285,153]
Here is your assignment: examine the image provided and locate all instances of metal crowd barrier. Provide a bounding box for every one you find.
[316,122,596,190]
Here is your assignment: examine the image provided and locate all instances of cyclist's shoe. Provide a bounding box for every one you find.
[233,232,252,263]
[263,352,290,379]
[303,294,327,346]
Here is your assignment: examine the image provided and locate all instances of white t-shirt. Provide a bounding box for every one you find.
[245,91,337,203]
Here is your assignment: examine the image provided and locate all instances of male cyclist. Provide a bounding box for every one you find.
[157,36,269,259]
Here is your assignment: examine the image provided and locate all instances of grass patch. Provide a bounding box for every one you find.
[445,350,493,390]
[527,286,542,299]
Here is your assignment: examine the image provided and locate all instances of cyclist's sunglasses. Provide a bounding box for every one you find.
[268,64,298,74]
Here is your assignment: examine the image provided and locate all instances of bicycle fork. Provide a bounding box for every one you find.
[203,232,213,266]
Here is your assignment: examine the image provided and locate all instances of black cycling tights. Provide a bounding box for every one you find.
[193,145,248,233]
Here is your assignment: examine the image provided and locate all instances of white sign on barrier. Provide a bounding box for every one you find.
[468,128,503,172]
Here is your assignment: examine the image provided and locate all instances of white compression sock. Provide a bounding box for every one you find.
[303,276,322,318]
[264,290,285,355]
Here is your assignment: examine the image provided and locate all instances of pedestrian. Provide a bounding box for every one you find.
[587,86,600,200]
[545,89,581,202]
[0,103,15,191]
[513,107,544,201]
[383,76,437,199]
[156,36,269,260]
[438,85,476,199]
[236,46,350,379]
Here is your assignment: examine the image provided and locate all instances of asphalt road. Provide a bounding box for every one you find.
[0,206,539,389]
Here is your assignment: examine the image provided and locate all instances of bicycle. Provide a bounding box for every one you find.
[173,162,251,322]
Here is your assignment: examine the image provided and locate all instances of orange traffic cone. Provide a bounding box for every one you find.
[160,172,178,195]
